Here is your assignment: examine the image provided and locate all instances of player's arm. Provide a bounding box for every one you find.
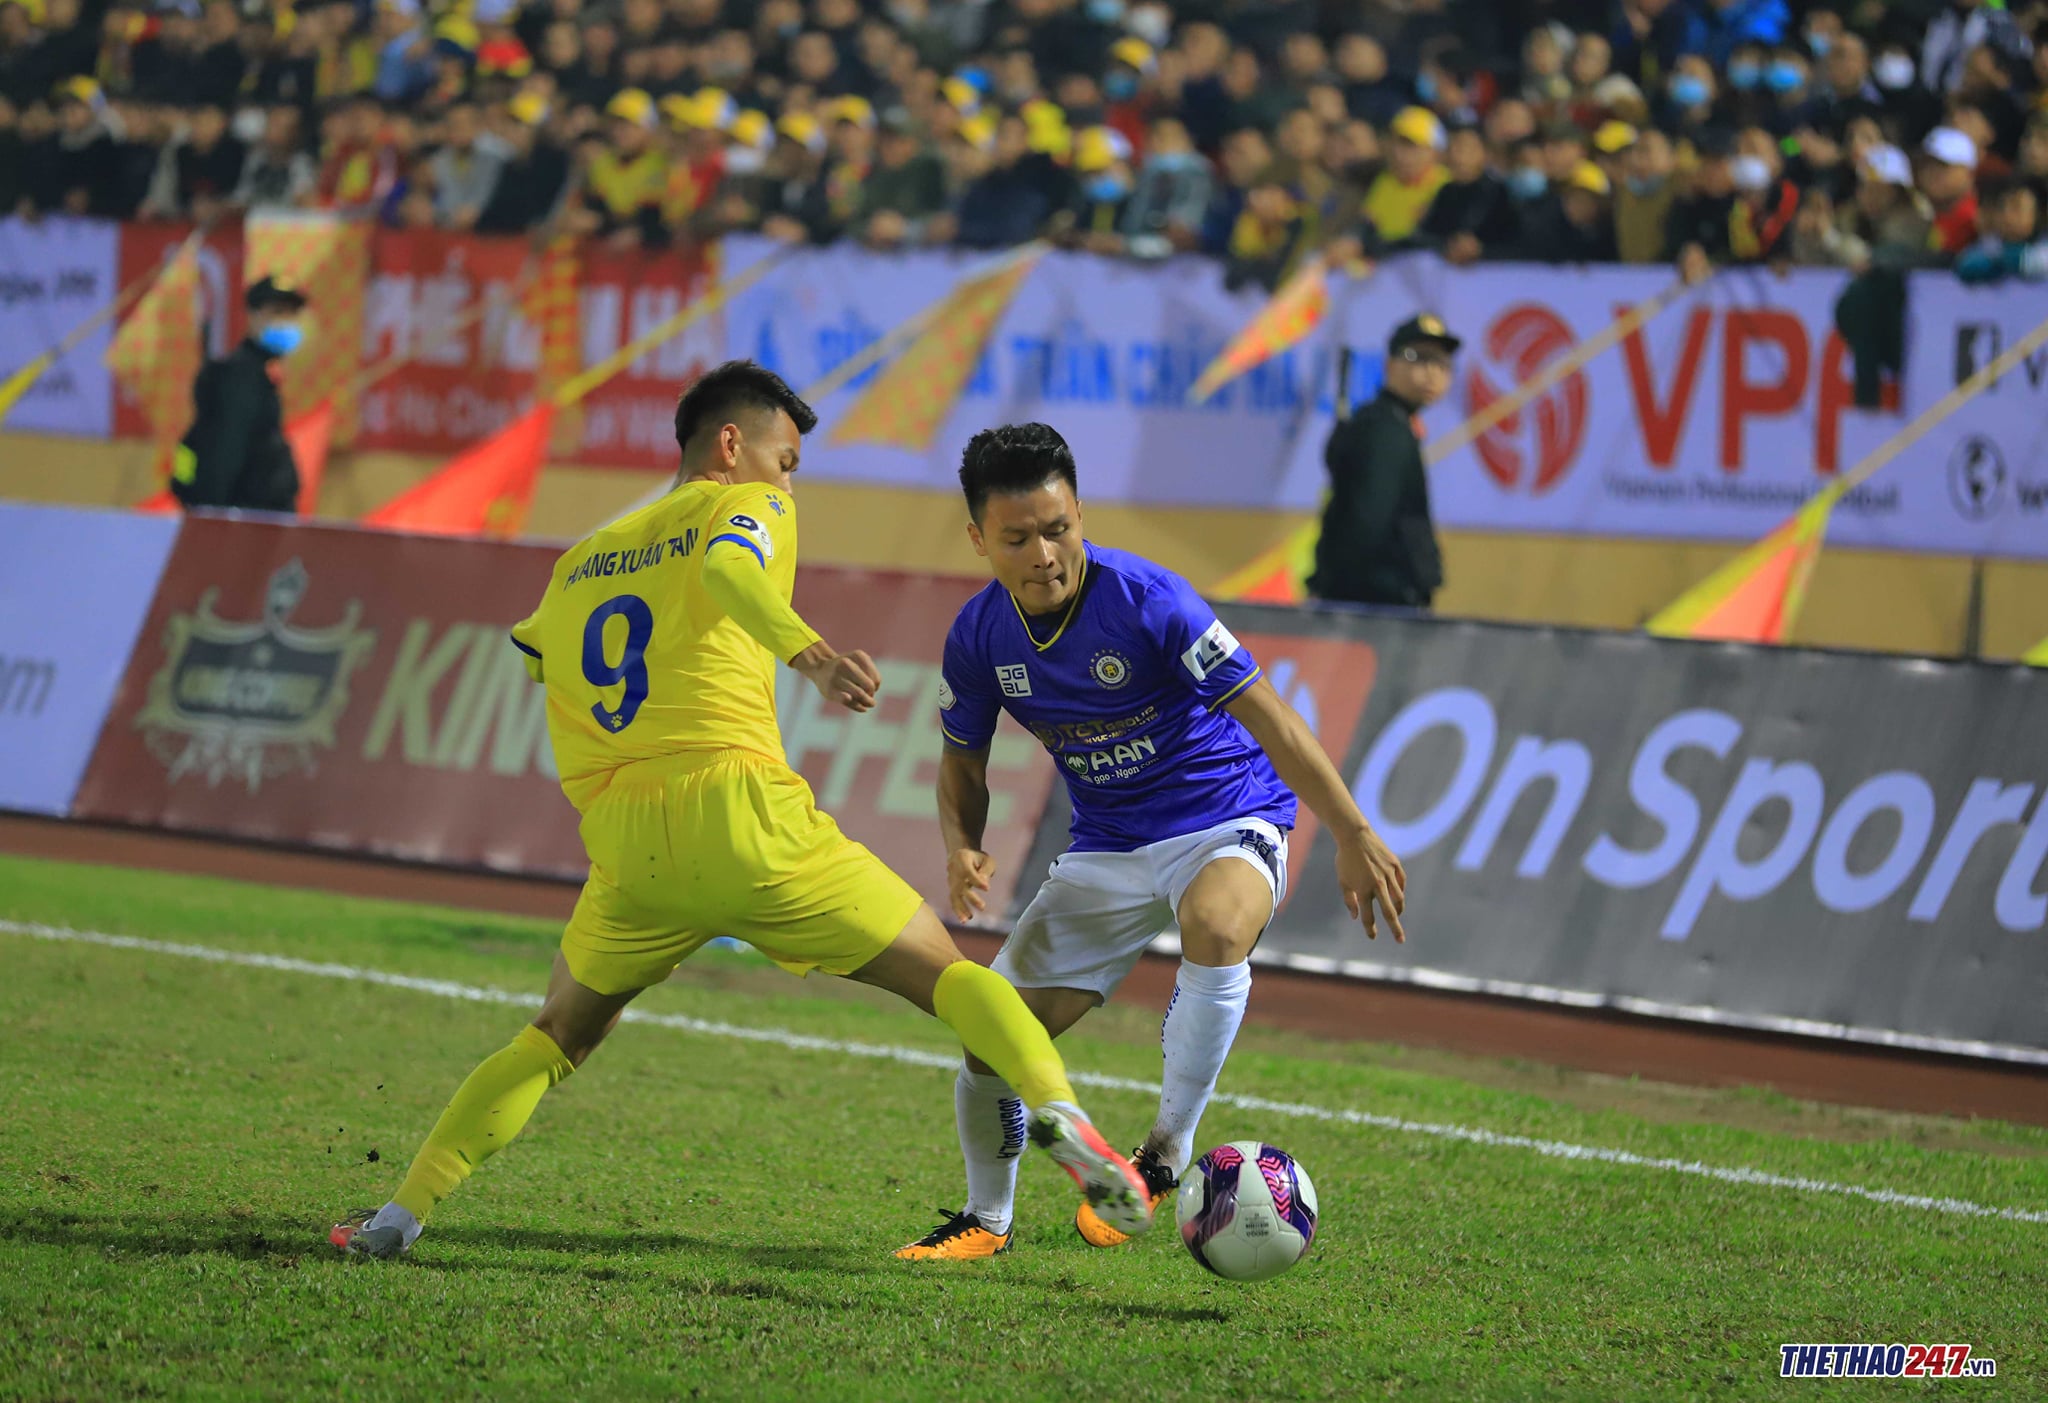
[701,496,880,712]
[1227,676,1406,942]
[935,625,1004,921]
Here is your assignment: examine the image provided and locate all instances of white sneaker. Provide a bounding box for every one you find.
[329,1205,413,1260]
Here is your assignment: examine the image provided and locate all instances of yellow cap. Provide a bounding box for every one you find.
[1110,37,1156,73]
[508,91,550,127]
[433,15,480,51]
[1567,160,1612,196]
[1389,106,1445,152]
[942,76,980,113]
[959,111,996,151]
[1021,98,1066,134]
[55,76,102,107]
[1593,120,1638,154]
[1072,125,1131,173]
[777,110,825,150]
[695,87,737,131]
[730,108,773,150]
[606,88,657,129]
[825,95,876,129]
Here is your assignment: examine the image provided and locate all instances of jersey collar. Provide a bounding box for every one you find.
[1009,544,1092,654]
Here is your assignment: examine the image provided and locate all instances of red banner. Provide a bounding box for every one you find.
[73,517,1055,916]
[111,225,717,467]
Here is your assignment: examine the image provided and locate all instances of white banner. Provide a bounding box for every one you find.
[726,238,2048,560]
[0,216,120,437]
[1901,281,2048,556]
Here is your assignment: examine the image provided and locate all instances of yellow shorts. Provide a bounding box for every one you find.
[560,751,924,996]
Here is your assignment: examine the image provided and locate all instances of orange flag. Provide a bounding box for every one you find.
[106,239,203,476]
[288,399,336,515]
[362,403,555,538]
[1188,257,1329,406]
[827,248,1044,450]
[1646,482,1844,643]
[135,489,179,514]
[1211,519,1319,603]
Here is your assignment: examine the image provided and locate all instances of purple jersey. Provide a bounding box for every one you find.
[939,542,1296,853]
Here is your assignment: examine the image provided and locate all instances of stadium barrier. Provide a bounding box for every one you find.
[0,503,180,815]
[7,217,2048,558]
[1026,602,2042,1064]
[64,512,1056,918]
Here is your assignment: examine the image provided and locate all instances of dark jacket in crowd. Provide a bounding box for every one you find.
[174,339,299,513]
[1310,387,1443,608]
[956,162,1056,248]
[474,142,571,234]
[1417,171,1521,252]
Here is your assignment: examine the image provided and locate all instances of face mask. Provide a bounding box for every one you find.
[1507,166,1548,199]
[1804,31,1832,58]
[1625,173,1665,196]
[726,145,766,174]
[1104,70,1138,101]
[1149,150,1199,172]
[1730,154,1771,191]
[1875,53,1914,90]
[1084,0,1124,22]
[1085,173,1130,201]
[1415,72,1439,103]
[232,108,266,143]
[1128,5,1170,47]
[1727,61,1763,91]
[1670,74,1710,108]
[1766,61,1804,93]
[257,323,304,357]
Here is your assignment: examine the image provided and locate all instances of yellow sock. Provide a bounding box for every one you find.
[392,1024,575,1222]
[931,961,1076,1111]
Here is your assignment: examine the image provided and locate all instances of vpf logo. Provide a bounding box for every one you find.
[1463,304,1588,494]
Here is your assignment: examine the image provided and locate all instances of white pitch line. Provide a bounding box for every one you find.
[6,918,2046,1227]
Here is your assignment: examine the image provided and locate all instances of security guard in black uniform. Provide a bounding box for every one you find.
[1309,313,1461,609]
[172,276,308,513]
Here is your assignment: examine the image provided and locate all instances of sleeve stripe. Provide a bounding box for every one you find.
[509,635,542,660]
[1207,664,1263,712]
[941,725,988,749]
[706,532,766,567]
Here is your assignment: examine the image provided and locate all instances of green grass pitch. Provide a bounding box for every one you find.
[1,852,2043,1400]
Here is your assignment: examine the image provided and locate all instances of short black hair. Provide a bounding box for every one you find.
[958,422,1078,522]
[673,359,817,460]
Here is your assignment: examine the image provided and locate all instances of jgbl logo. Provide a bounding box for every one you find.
[1465,305,1587,494]
[1352,688,2048,937]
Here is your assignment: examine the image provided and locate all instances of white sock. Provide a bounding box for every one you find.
[956,1066,1026,1234]
[365,1200,423,1248]
[1148,959,1251,1175]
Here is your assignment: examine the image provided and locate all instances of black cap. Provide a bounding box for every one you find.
[1389,313,1461,356]
[246,276,307,313]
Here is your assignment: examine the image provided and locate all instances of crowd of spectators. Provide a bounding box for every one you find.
[4,0,2046,289]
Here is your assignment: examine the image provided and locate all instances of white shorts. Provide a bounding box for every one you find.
[991,817,1290,1001]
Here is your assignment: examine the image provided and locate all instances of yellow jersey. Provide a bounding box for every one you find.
[1361,165,1449,244]
[511,479,821,812]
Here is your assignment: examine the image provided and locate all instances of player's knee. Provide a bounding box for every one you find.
[1178,890,1270,966]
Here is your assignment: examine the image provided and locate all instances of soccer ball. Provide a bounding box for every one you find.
[1175,1141,1318,1282]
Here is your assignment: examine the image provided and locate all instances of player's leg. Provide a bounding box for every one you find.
[1146,825,1284,1176]
[898,855,1172,1258]
[334,954,646,1259]
[847,906,1152,1237]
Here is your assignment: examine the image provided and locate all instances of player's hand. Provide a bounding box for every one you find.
[947,848,997,922]
[796,646,882,712]
[1335,824,1406,943]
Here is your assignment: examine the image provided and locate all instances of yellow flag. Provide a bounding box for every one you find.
[0,352,52,427]
[106,239,203,471]
[1188,257,1329,406]
[2022,633,2048,666]
[1212,517,1319,603]
[828,249,1044,450]
[1647,481,1845,643]
[247,213,372,442]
